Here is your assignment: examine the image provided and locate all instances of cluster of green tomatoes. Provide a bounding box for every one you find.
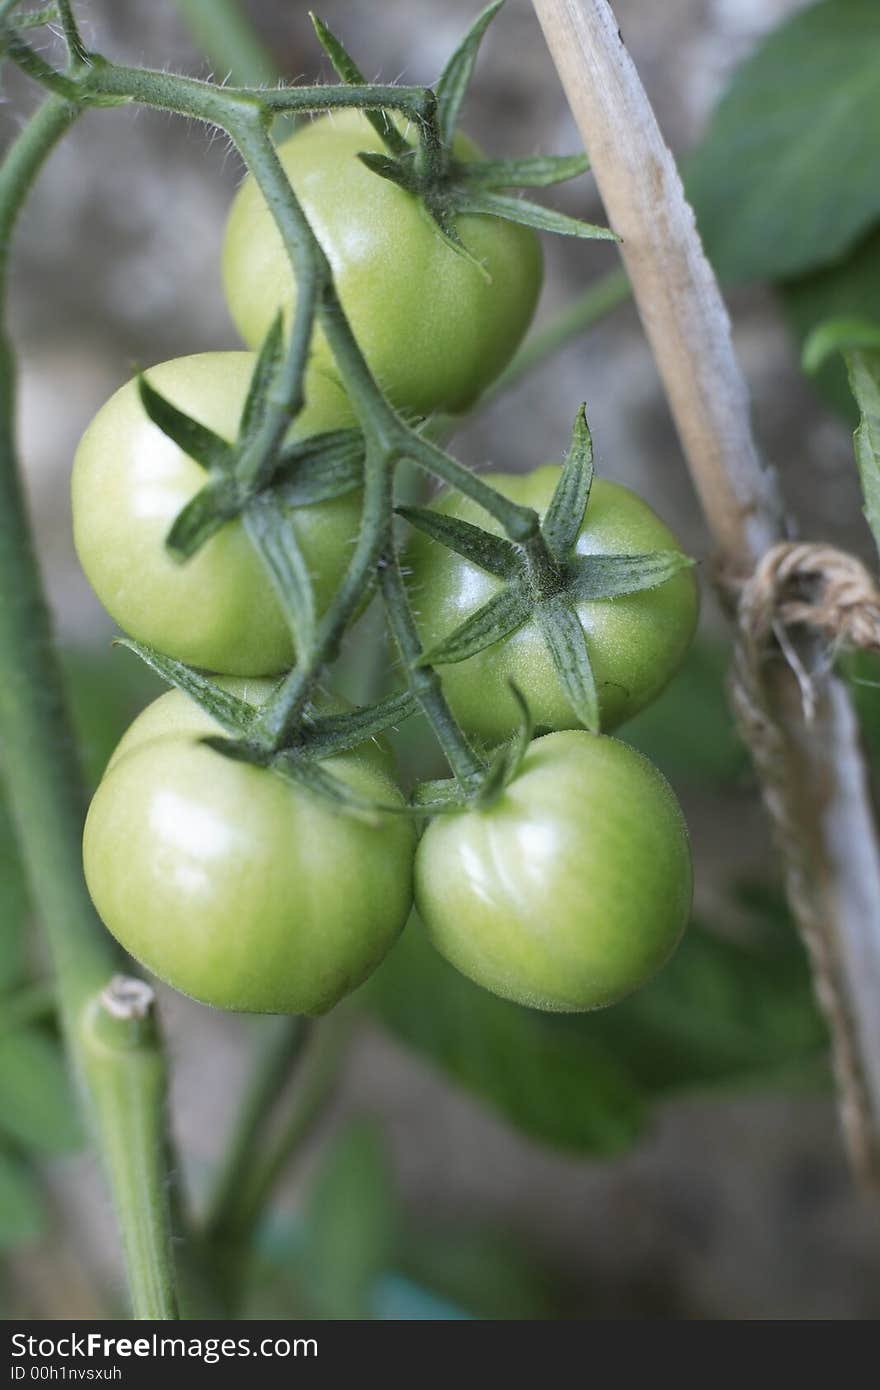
[75,108,697,1020]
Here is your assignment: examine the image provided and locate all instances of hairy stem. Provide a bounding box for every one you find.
[0,97,179,1317]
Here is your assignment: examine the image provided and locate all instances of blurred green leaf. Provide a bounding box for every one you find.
[0,1149,45,1250]
[365,924,646,1156]
[568,919,827,1097]
[301,1120,397,1320]
[398,1226,558,1321]
[622,641,747,785]
[783,226,880,422]
[688,0,880,284]
[0,799,28,993]
[0,1029,81,1154]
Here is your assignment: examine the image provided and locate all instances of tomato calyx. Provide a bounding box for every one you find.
[312,3,617,278]
[403,406,696,734]
[137,320,365,563]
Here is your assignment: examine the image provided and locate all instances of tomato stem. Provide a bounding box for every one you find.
[0,96,181,1320]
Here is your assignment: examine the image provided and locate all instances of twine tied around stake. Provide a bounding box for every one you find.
[728,540,880,1189]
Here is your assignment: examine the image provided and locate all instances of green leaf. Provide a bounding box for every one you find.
[114,639,255,735]
[137,375,234,473]
[0,1149,45,1249]
[800,321,880,558]
[276,427,365,505]
[298,689,418,759]
[397,504,520,578]
[569,550,694,601]
[243,496,315,655]
[365,922,645,1156]
[310,13,410,158]
[164,478,242,561]
[239,312,285,442]
[418,580,532,666]
[301,1120,397,1320]
[846,347,880,561]
[541,405,593,560]
[572,918,827,1096]
[435,0,504,147]
[456,191,617,242]
[687,0,880,283]
[535,596,599,732]
[782,225,880,421]
[463,152,589,190]
[802,315,880,372]
[0,1029,81,1154]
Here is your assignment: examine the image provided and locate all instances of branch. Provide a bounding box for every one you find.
[532,0,880,1185]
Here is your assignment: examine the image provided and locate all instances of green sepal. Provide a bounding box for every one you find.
[426,199,492,282]
[199,734,270,766]
[270,752,413,825]
[461,152,590,189]
[136,375,235,474]
[568,550,694,602]
[472,682,534,808]
[435,0,505,147]
[535,596,600,733]
[239,312,285,441]
[298,689,418,759]
[541,405,594,560]
[276,427,365,505]
[455,191,617,243]
[397,504,520,578]
[244,494,316,656]
[310,12,411,158]
[114,639,256,735]
[356,150,420,194]
[417,578,532,667]
[164,477,243,560]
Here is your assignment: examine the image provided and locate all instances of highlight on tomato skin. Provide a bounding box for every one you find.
[414,729,693,1014]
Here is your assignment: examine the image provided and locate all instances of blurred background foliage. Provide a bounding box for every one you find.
[3,0,880,1320]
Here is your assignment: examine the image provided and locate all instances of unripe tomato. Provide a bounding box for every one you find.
[415,731,691,1012]
[72,352,360,676]
[222,111,542,416]
[408,466,698,742]
[84,683,416,1014]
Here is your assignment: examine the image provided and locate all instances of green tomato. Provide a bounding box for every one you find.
[415,731,692,1012]
[84,682,416,1015]
[72,352,360,676]
[408,466,698,742]
[222,111,542,416]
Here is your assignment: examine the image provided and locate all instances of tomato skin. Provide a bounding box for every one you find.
[72,352,360,677]
[222,111,543,416]
[414,730,691,1012]
[407,466,698,742]
[84,684,415,1015]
